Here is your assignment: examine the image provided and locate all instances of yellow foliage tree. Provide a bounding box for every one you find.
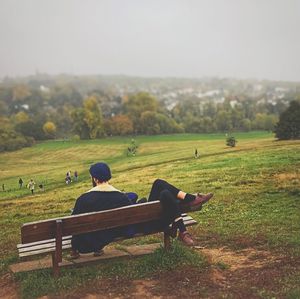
[14,111,30,124]
[43,121,56,139]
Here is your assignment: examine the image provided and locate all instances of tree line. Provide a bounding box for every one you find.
[0,81,299,152]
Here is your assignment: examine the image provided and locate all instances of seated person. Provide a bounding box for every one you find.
[70,162,213,258]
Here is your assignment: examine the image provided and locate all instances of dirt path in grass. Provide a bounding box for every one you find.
[0,273,19,299]
[1,246,298,299]
[70,246,297,299]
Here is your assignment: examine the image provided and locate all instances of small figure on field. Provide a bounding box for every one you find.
[65,171,72,184]
[127,139,138,156]
[226,136,237,147]
[2,184,5,191]
[27,179,35,194]
[74,170,78,182]
[70,162,214,259]
[65,175,72,184]
[194,148,199,159]
[39,183,44,191]
[19,178,23,188]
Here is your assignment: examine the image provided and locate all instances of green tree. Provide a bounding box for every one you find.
[15,120,46,140]
[241,118,251,131]
[140,111,161,135]
[252,113,278,131]
[275,101,300,140]
[71,108,90,139]
[0,117,34,152]
[156,113,184,134]
[71,96,104,139]
[124,92,158,133]
[216,110,233,132]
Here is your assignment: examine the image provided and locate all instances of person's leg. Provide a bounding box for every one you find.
[148,179,211,205]
[148,179,180,202]
[158,189,182,225]
[159,189,194,246]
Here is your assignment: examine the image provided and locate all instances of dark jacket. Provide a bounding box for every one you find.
[71,188,132,253]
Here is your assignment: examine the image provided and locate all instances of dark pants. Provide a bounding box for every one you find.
[148,179,182,227]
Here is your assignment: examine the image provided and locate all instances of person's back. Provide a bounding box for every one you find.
[71,164,131,255]
[72,189,130,214]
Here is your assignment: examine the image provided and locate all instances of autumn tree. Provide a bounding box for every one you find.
[43,121,57,139]
[12,84,31,101]
[14,111,30,124]
[104,114,133,136]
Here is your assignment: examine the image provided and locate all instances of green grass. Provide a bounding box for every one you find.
[0,131,300,298]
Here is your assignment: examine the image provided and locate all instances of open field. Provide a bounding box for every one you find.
[0,131,300,298]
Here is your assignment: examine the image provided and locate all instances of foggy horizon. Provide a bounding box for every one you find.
[1,0,300,82]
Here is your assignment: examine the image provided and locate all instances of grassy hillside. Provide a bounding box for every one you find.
[0,131,299,298]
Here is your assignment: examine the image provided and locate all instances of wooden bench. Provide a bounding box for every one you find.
[18,201,198,276]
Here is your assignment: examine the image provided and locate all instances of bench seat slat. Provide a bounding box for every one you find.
[21,201,197,243]
[17,236,72,249]
[19,239,72,253]
[18,215,197,258]
[19,244,72,257]
[18,215,195,250]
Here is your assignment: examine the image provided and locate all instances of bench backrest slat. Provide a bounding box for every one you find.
[21,201,163,243]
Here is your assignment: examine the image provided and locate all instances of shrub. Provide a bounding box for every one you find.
[226,136,237,147]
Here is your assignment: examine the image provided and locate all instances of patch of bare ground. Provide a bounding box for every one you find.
[56,247,298,299]
[201,246,279,271]
[0,273,19,299]
[2,246,299,299]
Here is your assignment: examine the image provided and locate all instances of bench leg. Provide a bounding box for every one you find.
[164,232,171,250]
[52,252,60,277]
[52,219,63,277]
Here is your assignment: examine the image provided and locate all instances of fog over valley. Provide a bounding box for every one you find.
[0,0,300,81]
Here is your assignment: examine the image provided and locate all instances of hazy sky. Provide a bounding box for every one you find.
[0,0,299,81]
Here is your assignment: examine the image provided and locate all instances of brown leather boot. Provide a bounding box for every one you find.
[189,193,213,211]
[178,231,194,246]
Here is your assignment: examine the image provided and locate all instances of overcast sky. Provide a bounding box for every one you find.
[0,0,299,81]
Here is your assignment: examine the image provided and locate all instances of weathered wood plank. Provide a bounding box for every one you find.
[21,201,196,243]
[18,216,197,257]
[21,201,162,243]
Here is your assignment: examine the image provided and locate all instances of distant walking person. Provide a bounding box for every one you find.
[27,179,35,194]
[19,178,23,188]
[194,148,199,159]
[74,170,78,182]
[2,184,4,191]
[65,173,72,184]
